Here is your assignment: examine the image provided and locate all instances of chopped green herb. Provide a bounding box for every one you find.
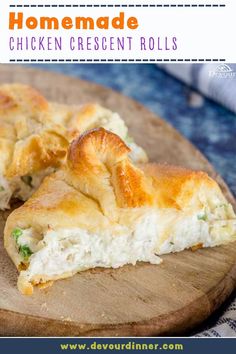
[0,186,5,192]
[197,213,207,221]
[125,135,134,144]
[218,203,227,208]
[11,228,23,243]
[21,175,33,188]
[19,245,33,261]
[170,241,174,245]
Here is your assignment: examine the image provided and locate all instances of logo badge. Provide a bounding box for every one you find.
[209,64,236,78]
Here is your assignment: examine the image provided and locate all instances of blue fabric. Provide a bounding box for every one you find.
[161,63,236,114]
[30,64,236,336]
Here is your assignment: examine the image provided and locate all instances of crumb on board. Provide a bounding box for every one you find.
[60,316,72,322]
[191,243,203,252]
[38,281,54,290]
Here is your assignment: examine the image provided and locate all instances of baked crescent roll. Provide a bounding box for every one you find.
[0,84,147,209]
[0,84,70,210]
[62,103,148,164]
[4,128,236,295]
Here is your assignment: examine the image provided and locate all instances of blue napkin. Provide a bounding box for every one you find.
[195,301,236,337]
[160,64,236,114]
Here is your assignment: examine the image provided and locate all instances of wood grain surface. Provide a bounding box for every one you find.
[0,65,235,337]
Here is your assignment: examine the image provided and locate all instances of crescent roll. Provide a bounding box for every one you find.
[0,84,147,209]
[4,128,236,295]
[0,84,70,210]
[62,103,148,164]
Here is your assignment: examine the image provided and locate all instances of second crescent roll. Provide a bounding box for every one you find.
[4,128,236,295]
[0,84,147,209]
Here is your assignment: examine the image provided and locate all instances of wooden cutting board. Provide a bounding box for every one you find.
[0,66,235,337]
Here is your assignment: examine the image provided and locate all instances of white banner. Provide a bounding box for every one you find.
[0,0,235,63]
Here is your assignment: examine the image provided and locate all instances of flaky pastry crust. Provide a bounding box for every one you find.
[0,85,147,183]
[0,84,71,178]
[4,128,236,294]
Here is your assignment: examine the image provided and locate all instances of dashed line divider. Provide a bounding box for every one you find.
[9,59,226,63]
[9,4,226,8]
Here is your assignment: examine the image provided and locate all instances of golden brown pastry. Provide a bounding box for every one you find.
[56,102,148,163]
[0,84,147,209]
[4,128,236,295]
[0,84,70,209]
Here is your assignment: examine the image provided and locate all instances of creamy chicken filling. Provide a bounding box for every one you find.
[126,140,147,163]
[95,111,147,163]
[0,175,12,210]
[0,167,55,210]
[11,203,236,284]
[13,213,161,282]
[97,112,128,140]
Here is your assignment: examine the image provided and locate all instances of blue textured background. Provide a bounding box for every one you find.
[33,64,236,197]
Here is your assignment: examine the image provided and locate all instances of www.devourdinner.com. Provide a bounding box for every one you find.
[60,341,184,351]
